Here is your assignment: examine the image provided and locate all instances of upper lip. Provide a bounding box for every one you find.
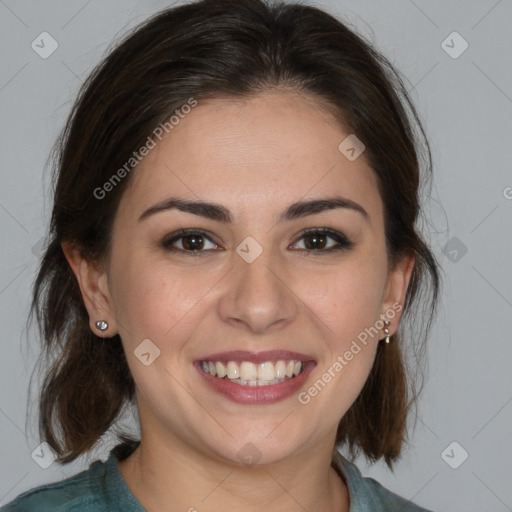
[196,350,315,364]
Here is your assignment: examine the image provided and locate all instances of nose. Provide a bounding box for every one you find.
[217,243,299,335]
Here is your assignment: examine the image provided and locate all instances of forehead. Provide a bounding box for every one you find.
[118,90,382,225]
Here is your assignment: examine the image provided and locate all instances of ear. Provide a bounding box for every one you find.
[380,251,416,335]
[61,241,118,338]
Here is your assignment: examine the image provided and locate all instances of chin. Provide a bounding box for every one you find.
[204,429,308,468]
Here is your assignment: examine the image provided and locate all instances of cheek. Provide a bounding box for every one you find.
[298,268,381,420]
[297,257,386,342]
[109,260,207,401]
[109,253,215,347]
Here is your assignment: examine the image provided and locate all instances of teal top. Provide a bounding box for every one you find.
[1,450,433,511]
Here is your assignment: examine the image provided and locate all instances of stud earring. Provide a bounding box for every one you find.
[95,320,108,332]
[383,320,391,344]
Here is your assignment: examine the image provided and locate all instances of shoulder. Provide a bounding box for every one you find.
[333,451,434,512]
[0,457,111,512]
[361,476,434,511]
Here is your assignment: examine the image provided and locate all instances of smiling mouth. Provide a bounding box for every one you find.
[200,359,306,386]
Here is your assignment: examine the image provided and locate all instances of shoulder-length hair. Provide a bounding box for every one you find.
[30,0,440,468]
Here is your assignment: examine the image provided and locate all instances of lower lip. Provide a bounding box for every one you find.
[195,361,316,404]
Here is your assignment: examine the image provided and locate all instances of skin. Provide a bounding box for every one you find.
[63,90,415,512]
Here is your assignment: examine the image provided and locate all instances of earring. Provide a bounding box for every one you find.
[95,320,108,332]
[383,320,391,344]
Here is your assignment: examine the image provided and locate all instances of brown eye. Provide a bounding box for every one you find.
[302,232,329,250]
[292,228,354,254]
[162,229,219,254]
[180,233,206,251]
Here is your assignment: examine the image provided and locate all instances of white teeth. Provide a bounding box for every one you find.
[226,361,239,379]
[258,362,276,381]
[231,378,288,386]
[240,361,258,381]
[201,359,305,384]
[215,361,227,378]
[275,360,286,378]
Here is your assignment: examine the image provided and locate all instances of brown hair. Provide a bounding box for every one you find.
[29,0,440,468]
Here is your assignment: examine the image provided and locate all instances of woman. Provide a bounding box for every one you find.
[1,0,440,510]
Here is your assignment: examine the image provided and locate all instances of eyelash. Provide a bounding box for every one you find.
[160,227,354,256]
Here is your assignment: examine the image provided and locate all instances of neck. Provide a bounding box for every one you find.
[117,434,350,512]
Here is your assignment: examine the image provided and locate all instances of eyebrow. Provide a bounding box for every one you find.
[138,195,370,224]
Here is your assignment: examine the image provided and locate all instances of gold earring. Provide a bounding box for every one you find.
[383,320,391,344]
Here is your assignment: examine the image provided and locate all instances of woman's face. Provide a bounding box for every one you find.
[83,90,413,465]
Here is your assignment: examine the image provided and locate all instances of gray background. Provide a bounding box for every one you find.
[1,0,511,510]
